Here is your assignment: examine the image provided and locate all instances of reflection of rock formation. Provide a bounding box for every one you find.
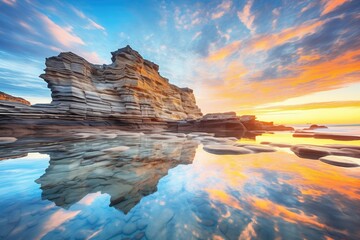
[34,134,198,213]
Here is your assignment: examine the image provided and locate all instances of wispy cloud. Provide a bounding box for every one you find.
[38,13,85,47]
[87,19,105,31]
[2,0,16,6]
[248,19,325,53]
[206,40,241,61]
[191,31,202,41]
[321,0,350,15]
[71,6,106,32]
[237,0,255,34]
[253,100,360,112]
[174,8,202,30]
[211,0,232,19]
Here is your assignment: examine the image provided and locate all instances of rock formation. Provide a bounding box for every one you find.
[0,91,30,105]
[0,45,294,135]
[0,45,202,131]
[169,112,293,133]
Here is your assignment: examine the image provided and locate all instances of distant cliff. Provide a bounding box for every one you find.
[0,91,30,106]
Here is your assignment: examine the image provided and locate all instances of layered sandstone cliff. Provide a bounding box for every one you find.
[41,45,202,120]
[0,46,202,128]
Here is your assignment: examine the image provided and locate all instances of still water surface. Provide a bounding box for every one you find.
[0,130,359,240]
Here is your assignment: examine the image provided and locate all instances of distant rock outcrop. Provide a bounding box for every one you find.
[303,124,328,130]
[0,45,202,130]
[0,91,30,106]
[169,112,293,134]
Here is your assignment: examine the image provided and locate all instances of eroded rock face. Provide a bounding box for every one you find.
[40,45,202,121]
[0,46,202,130]
[0,91,30,106]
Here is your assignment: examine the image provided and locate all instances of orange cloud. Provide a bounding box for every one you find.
[255,101,360,112]
[207,40,241,62]
[207,189,243,210]
[199,47,360,112]
[321,0,350,16]
[38,13,85,47]
[249,20,325,52]
[250,197,325,229]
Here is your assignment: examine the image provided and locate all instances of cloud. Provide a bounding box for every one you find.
[195,44,360,114]
[254,100,360,112]
[38,13,85,47]
[237,0,255,34]
[18,21,35,32]
[321,0,350,16]
[271,8,280,30]
[206,40,241,61]
[74,51,103,64]
[71,6,86,19]
[87,19,105,31]
[250,197,325,229]
[211,11,225,20]
[248,19,325,53]
[174,7,202,30]
[2,0,16,6]
[191,31,202,41]
[193,23,223,56]
[211,0,232,19]
[71,6,106,32]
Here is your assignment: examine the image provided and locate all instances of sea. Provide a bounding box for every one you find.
[0,125,359,240]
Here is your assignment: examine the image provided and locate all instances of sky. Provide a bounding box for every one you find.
[0,0,359,124]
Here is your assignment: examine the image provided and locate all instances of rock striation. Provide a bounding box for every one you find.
[0,45,202,131]
[41,46,202,121]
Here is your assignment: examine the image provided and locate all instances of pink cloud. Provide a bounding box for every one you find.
[212,0,232,19]
[78,51,105,64]
[237,0,256,34]
[212,11,225,19]
[38,13,85,47]
[2,0,16,6]
[71,6,106,32]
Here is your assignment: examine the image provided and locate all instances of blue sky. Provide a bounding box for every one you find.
[0,0,359,123]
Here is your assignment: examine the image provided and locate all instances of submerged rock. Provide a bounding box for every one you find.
[203,145,253,155]
[239,144,276,153]
[291,144,360,159]
[319,155,360,167]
